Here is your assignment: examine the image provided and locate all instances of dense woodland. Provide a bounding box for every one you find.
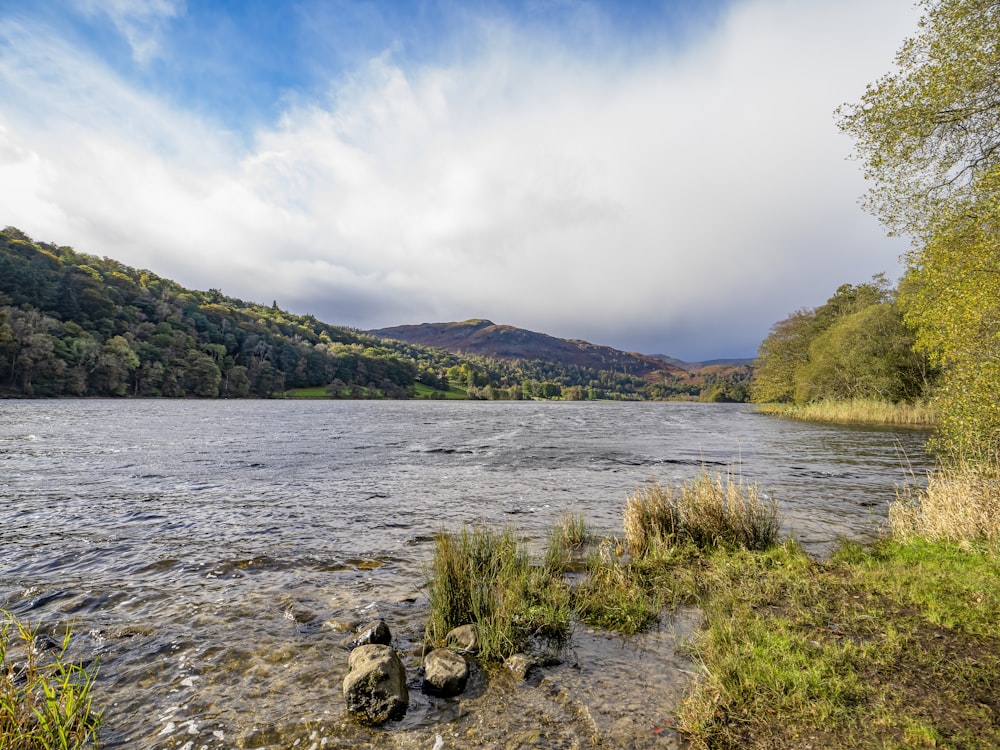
[0,227,749,401]
[751,275,937,406]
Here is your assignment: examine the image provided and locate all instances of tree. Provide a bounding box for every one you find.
[751,309,815,403]
[96,335,140,396]
[837,0,1000,241]
[795,303,927,404]
[3,308,62,394]
[899,167,1000,458]
[752,280,931,405]
[181,350,222,397]
[838,0,1000,459]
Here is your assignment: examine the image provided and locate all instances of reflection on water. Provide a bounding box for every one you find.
[0,400,930,748]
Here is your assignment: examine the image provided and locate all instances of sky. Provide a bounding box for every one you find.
[0,0,920,361]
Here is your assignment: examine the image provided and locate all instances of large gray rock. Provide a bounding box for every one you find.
[343,644,409,724]
[422,648,469,696]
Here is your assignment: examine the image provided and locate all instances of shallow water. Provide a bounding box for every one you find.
[0,400,930,748]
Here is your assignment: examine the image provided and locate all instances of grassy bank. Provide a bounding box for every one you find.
[679,538,1000,748]
[756,399,936,427]
[426,467,1000,748]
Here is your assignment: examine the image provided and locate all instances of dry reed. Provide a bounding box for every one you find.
[623,472,779,555]
[757,399,936,427]
[890,461,1000,544]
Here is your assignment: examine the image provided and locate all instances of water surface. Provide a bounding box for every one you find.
[0,400,930,748]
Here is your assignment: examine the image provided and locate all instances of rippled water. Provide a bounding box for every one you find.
[0,400,930,748]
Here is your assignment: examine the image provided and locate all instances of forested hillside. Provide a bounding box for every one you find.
[0,227,420,397]
[0,226,750,401]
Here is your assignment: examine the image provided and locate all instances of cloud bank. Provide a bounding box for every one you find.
[0,0,917,359]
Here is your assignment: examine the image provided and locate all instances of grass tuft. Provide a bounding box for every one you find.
[425,526,571,662]
[0,612,102,750]
[573,538,663,634]
[624,472,779,556]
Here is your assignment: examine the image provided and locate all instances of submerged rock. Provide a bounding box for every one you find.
[353,619,392,646]
[445,623,479,653]
[343,644,409,724]
[504,653,537,681]
[423,648,469,696]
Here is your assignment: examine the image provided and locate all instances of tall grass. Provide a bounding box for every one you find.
[623,472,779,556]
[424,527,571,662]
[1,612,101,750]
[756,399,936,426]
[890,460,1000,544]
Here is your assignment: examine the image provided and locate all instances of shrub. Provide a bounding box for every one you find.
[0,612,101,749]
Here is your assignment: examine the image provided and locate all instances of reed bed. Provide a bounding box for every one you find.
[623,472,779,555]
[890,461,1000,544]
[0,612,101,750]
[756,399,936,426]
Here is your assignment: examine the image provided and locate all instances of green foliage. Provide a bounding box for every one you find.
[899,167,1000,460]
[751,278,933,405]
[751,309,818,403]
[837,0,1000,241]
[838,1,1000,463]
[796,302,930,403]
[0,612,102,749]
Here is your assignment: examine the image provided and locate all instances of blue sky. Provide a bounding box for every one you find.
[0,0,918,359]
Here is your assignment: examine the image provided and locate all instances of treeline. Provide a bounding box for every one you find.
[435,359,750,402]
[0,227,418,398]
[751,276,936,406]
[0,226,749,401]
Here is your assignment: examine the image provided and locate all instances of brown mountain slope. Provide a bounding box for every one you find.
[370,319,686,376]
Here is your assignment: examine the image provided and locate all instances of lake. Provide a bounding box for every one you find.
[0,400,931,748]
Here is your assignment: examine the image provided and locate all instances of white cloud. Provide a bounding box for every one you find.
[73,0,185,63]
[0,0,920,359]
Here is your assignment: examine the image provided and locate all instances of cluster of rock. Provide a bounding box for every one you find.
[341,620,478,725]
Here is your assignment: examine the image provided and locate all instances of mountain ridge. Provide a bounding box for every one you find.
[370,320,750,374]
[370,319,686,377]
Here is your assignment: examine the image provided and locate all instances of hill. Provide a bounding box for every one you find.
[0,226,422,398]
[370,320,686,377]
[649,354,756,371]
[0,225,751,401]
